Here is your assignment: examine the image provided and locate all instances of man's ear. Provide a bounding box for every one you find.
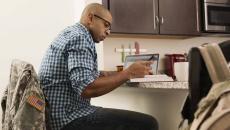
[87,13,94,24]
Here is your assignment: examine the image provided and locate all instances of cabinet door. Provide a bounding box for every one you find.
[107,0,159,34]
[159,0,200,35]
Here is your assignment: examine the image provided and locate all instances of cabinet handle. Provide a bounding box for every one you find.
[156,16,159,25]
[153,0,156,29]
[160,16,164,25]
[196,0,200,32]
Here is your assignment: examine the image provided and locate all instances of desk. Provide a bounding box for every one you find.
[91,82,188,130]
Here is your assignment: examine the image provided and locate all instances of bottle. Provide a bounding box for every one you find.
[121,44,125,63]
[134,41,140,55]
[128,43,132,55]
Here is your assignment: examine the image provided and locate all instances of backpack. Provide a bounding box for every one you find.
[179,41,230,129]
[181,43,230,130]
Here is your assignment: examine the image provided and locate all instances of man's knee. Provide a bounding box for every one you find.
[150,116,158,130]
[143,115,158,130]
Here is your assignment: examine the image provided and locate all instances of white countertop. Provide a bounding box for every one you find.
[124,81,188,89]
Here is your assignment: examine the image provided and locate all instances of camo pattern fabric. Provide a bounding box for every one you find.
[1,59,46,130]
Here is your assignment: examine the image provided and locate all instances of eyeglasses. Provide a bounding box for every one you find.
[93,14,111,31]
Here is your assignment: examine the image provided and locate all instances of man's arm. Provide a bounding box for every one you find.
[81,61,152,98]
[99,71,118,77]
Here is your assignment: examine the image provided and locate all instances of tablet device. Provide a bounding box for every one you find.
[124,54,159,74]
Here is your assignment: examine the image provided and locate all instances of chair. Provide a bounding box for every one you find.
[181,40,230,123]
[1,59,49,130]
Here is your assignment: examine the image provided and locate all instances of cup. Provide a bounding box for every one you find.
[174,62,189,81]
[116,65,124,72]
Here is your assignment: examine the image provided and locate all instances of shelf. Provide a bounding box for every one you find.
[115,48,147,53]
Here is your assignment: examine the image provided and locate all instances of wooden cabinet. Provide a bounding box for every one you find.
[159,0,200,35]
[102,0,200,35]
[104,0,159,34]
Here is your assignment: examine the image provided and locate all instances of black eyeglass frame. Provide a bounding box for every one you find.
[93,14,111,30]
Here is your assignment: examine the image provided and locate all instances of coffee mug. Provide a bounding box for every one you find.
[174,62,189,81]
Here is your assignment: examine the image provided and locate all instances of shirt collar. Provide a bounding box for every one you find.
[76,23,91,35]
[76,23,95,43]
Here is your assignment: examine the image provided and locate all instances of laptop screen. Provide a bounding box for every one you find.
[124,54,159,74]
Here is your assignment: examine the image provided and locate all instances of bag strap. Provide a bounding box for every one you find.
[198,43,230,84]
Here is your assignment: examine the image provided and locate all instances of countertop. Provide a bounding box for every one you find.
[124,81,188,89]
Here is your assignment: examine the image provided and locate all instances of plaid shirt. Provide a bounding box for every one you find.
[38,23,100,130]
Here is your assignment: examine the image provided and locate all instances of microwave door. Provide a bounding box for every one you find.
[205,3,230,32]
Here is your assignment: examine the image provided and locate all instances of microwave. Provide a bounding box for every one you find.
[203,0,230,33]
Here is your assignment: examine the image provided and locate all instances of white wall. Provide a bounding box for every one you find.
[92,87,188,130]
[0,0,82,126]
[0,0,105,127]
[103,37,230,71]
[91,36,230,130]
[0,0,76,88]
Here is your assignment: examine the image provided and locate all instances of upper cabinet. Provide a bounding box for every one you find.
[102,0,201,36]
[103,0,159,34]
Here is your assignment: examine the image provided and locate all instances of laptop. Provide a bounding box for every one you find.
[124,54,173,82]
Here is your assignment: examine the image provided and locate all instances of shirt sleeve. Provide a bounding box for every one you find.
[67,35,99,95]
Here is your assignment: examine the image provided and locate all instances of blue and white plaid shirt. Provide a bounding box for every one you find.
[38,23,100,130]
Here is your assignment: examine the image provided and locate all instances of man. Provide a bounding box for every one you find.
[39,3,158,130]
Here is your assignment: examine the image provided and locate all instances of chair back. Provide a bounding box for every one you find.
[1,59,47,130]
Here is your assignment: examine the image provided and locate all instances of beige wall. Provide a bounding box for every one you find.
[0,0,77,127]
[0,0,76,87]
[103,36,230,71]
[92,36,230,130]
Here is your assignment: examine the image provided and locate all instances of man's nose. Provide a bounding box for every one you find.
[105,29,110,36]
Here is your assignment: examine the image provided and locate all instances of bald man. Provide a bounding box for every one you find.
[39,3,158,130]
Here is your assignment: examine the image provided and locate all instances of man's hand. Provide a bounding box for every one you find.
[125,61,153,79]
[81,61,153,98]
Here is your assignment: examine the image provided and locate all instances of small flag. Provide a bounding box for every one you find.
[27,95,45,111]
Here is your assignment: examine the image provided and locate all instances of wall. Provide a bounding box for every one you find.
[92,86,188,130]
[103,36,230,71]
[0,0,104,127]
[91,36,230,130]
[0,0,76,87]
[0,0,82,126]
